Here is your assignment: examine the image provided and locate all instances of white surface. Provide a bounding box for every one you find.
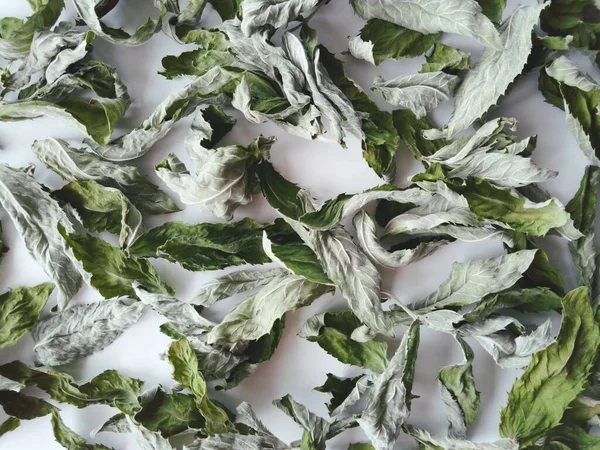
[0,1,594,449]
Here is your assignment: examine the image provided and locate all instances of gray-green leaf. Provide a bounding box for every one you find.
[32,299,144,366]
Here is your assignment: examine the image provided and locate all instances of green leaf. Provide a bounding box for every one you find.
[51,410,114,450]
[0,96,130,146]
[566,166,600,292]
[299,185,430,230]
[207,274,331,344]
[540,0,600,53]
[464,287,563,323]
[262,233,331,285]
[59,225,174,299]
[457,177,570,236]
[54,180,142,248]
[300,311,389,373]
[421,43,471,74]
[505,233,565,294]
[134,388,205,438]
[0,392,57,420]
[0,0,64,60]
[207,0,242,20]
[348,444,375,450]
[0,283,54,349]
[0,417,20,437]
[32,299,145,366]
[392,109,448,160]
[545,425,600,449]
[0,361,143,414]
[32,138,179,215]
[160,31,234,79]
[476,0,507,24]
[348,19,439,65]
[539,57,600,165]
[167,338,231,435]
[129,218,269,271]
[437,336,480,438]
[499,287,600,446]
[257,161,311,219]
[357,321,420,450]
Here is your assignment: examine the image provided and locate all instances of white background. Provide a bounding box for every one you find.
[0,0,595,449]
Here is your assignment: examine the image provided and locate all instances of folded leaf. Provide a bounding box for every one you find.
[0,361,144,414]
[157,107,272,220]
[438,336,480,439]
[32,138,179,215]
[424,118,554,188]
[51,410,114,450]
[457,177,571,236]
[32,299,145,366]
[54,180,143,248]
[426,4,545,138]
[0,417,20,437]
[167,338,231,435]
[348,19,439,66]
[0,0,64,60]
[129,218,269,271]
[0,283,54,349]
[500,287,600,446]
[134,387,205,438]
[72,0,165,45]
[0,164,82,307]
[273,395,330,449]
[300,311,388,373]
[259,162,392,336]
[0,95,129,145]
[208,273,331,344]
[539,56,600,165]
[0,392,57,420]
[421,44,471,74]
[566,166,600,296]
[299,185,431,230]
[349,0,502,49]
[59,226,174,299]
[357,321,420,450]
[392,109,448,160]
[318,48,400,179]
[314,373,374,416]
[354,210,449,268]
[464,287,562,322]
[372,72,459,118]
[87,66,239,161]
